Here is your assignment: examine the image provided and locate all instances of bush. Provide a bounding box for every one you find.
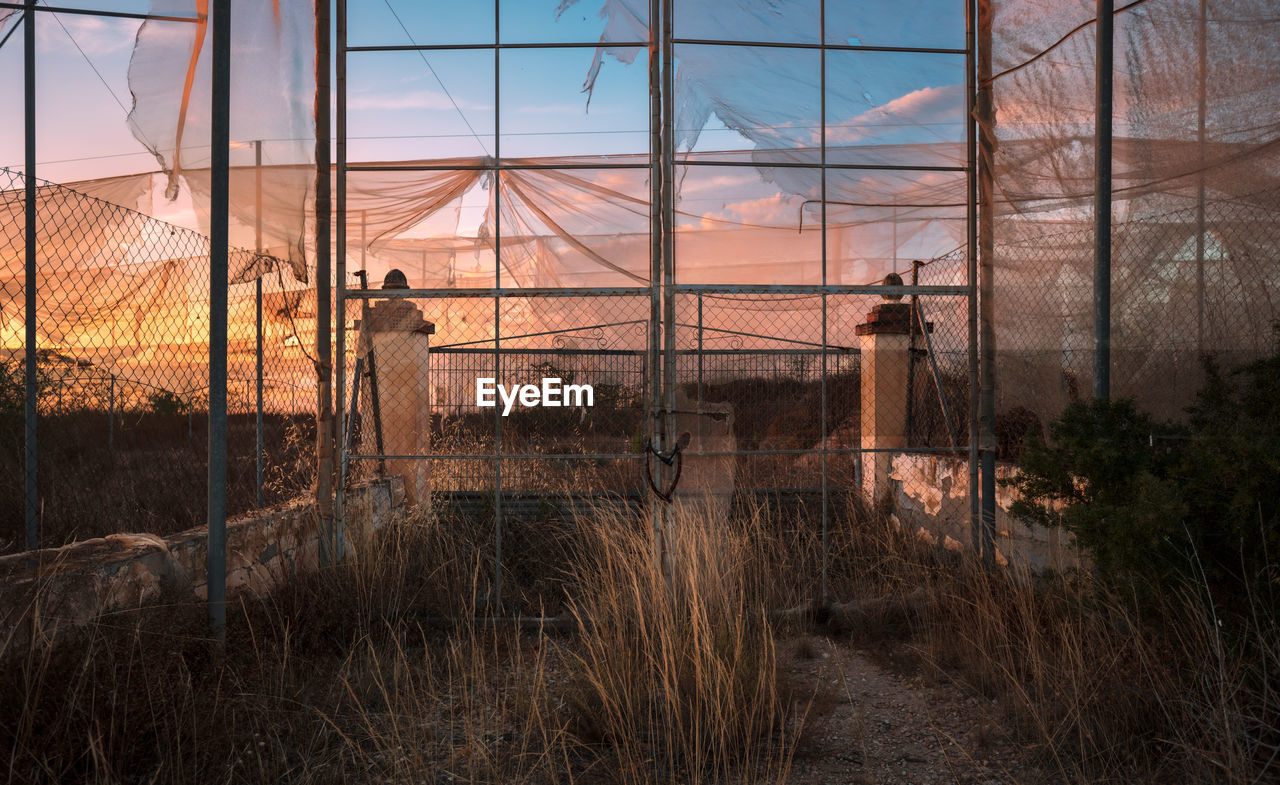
[147,389,189,416]
[1008,342,1280,610]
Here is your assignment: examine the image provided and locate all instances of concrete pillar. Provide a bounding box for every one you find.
[856,300,912,509]
[671,388,735,521]
[358,271,434,507]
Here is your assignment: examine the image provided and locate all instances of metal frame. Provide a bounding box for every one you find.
[8,0,985,630]
[332,0,980,607]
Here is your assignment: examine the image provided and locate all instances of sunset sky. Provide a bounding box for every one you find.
[0,0,970,280]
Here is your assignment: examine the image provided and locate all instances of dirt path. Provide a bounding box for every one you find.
[783,635,1053,785]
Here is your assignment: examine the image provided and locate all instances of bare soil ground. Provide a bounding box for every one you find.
[784,634,1051,785]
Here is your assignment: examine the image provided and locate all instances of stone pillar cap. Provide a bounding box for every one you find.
[383,268,409,290]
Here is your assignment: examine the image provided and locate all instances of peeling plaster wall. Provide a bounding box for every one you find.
[890,454,1082,572]
[0,478,404,647]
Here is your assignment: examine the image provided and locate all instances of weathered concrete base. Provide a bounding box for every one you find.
[889,454,1082,573]
[672,389,736,520]
[0,478,404,648]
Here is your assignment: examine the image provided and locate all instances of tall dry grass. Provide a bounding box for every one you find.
[0,502,811,784]
[563,503,807,784]
[818,505,1280,784]
[3,490,1272,783]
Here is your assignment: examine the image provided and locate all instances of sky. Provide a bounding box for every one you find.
[0,0,970,267]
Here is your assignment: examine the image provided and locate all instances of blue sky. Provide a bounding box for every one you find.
[0,0,968,249]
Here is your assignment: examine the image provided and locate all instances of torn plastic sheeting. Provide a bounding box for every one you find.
[127,0,314,282]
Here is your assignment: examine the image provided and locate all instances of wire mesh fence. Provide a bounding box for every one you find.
[992,196,1280,449]
[0,169,317,553]
[333,268,978,611]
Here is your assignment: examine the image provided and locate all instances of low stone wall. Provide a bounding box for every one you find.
[0,478,404,647]
[889,454,1082,573]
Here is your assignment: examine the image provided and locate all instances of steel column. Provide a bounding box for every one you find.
[255,139,264,508]
[977,0,997,566]
[207,0,231,644]
[316,0,337,567]
[1093,0,1113,399]
[334,0,348,558]
[23,0,37,552]
[819,0,830,605]
[965,0,981,560]
[492,0,504,609]
[1195,0,1207,356]
[661,0,676,574]
[647,0,664,570]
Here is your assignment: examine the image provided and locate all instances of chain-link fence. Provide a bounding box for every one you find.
[0,169,317,553]
[992,195,1280,448]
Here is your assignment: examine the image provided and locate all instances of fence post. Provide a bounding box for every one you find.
[697,292,703,404]
[315,0,338,570]
[108,373,115,453]
[492,1,504,610]
[23,0,39,552]
[207,0,232,646]
[1093,0,1114,399]
[1195,0,1207,356]
[255,139,265,509]
[977,0,998,567]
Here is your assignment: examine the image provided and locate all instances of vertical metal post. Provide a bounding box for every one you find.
[977,0,997,566]
[1195,0,1207,356]
[315,0,337,567]
[255,139,264,508]
[965,0,981,559]
[492,0,503,609]
[207,0,232,645]
[23,0,37,552]
[647,0,664,570]
[108,374,115,453]
[819,0,829,605]
[334,0,348,558]
[696,292,704,403]
[906,260,919,446]
[661,0,676,564]
[1093,0,1113,399]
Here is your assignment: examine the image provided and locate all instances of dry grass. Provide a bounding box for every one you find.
[817,506,1280,784]
[563,504,806,783]
[0,411,315,554]
[1,493,1275,784]
[0,502,811,784]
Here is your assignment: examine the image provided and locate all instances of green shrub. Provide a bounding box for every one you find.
[1008,341,1280,611]
[147,390,190,416]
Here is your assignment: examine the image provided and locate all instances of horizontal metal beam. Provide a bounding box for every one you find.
[0,2,202,23]
[347,40,647,52]
[674,321,855,350]
[676,159,967,172]
[344,160,965,173]
[672,37,967,55]
[433,346,643,355]
[433,319,645,348]
[675,284,969,296]
[345,162,649,172]
[342,286,651,298]
[344,284,967,298]
[428,346,859,355]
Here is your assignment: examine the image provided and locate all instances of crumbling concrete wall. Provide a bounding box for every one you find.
[889,454,1082,573]
[0,478,404,647]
